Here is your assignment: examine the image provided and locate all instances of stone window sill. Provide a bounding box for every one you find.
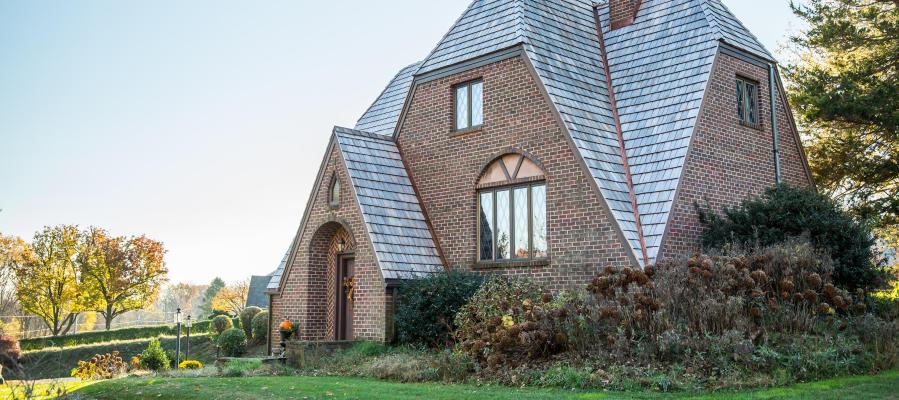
[473,258,550,269]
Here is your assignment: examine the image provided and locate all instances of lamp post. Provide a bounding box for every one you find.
[174,308,182,367]
[185,315,192,358]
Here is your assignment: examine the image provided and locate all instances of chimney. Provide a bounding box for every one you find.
[608,0,642,29]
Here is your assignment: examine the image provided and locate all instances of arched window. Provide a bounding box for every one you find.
[329,175,340,208]
[477,154,547,262]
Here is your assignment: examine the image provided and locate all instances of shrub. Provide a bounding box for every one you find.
[212,315,233,335]
[240,307,262,337]
[362,353,439,382]
[20,320,219,351]
[139,338,169,372]
[178,360,203,370]
[70,352,126,380]
[217,328,247,357]
[0,335,22,374]
[395,272,483,347]
[165,350,185,369]
[698,184,881,290]
[455,276,589,368]
[251,311,269,342]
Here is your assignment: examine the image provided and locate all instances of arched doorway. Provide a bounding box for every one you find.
[307,221,356,340]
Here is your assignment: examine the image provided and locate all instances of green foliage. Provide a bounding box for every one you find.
[240,306,262,337]
[217,328,246,357]
[786,0,898,247]
[178,359,202,370]
[211,315,233,335]
[70,351,126,380]
[394,272,483,347]
[251,311,269,342]
[219,359,261,377]
[20,320,219,351]
[347,341,389,358]
[139,338,169,372]
[699,184,881,289]
[198,277,226,318]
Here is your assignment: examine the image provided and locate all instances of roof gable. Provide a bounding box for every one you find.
[334,127,444,279]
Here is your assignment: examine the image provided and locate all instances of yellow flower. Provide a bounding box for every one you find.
[501,315,515,328]
[522,299,532,307]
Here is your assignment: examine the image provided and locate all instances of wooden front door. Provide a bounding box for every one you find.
[336,256,354,340]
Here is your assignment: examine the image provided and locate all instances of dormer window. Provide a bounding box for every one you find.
[736,77,759,127]
[329,176,340,209]
[454,80,483,132]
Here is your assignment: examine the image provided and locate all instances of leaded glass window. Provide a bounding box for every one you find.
[454,80,483,131]
[736,77,759,126]
[478,182,547,262]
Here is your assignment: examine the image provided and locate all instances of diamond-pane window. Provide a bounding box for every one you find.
[513,187,529,258]
[454,80,483,131]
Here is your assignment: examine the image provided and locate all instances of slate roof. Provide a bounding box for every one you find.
[333,127,444,279]
[355,62,421,135]
[266,249,290,291]
[246,274,272,308]
[414,0,772,265]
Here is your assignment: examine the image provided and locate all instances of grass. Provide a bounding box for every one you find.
[19,334,215,380]
[67,370,899,399]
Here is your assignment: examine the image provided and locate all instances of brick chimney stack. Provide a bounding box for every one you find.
[608,0,642,29]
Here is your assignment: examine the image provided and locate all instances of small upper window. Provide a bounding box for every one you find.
[454,80,483,131]
[736,77,759,126]
[329,176,340,208]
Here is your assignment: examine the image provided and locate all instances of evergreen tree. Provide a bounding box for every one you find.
[198,277,225,318]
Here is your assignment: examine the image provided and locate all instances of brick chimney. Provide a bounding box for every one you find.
[608,0,642,29]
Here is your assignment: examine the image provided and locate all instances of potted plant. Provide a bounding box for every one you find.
[278,318,298,356]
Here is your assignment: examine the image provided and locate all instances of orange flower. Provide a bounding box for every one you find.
[279,319,293,331]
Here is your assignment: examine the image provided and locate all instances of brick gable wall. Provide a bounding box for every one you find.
[269,143,387,346]
[397,56,635,291]
[658,51,813,260]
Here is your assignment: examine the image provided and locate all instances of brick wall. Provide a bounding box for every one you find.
[658,51,813,260]
[609,0,642,29]
[398,56,635,291]
[269,143,388,347]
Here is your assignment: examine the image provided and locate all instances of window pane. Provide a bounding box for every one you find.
[456,85,469,130]
[531,185,547,258]
[495,189,511,260]
[331,179,340,204]
[747,83,757,124]
[736,80,744,122]
[479,192,494,261]
[513,187,529,258]
[471,81,483,127]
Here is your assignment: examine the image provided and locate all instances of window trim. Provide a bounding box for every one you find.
[476,181,548,264]
[736,76,762,129]
[453,79,484,133]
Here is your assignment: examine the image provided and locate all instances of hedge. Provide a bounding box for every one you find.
[20,317,239,351]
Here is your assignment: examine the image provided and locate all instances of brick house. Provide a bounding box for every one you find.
[264,0,813,349]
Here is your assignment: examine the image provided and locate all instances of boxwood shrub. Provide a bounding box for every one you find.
[394,271,483,347]
[217,328,247,357]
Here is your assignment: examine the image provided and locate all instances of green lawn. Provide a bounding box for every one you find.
[67,370,899,400]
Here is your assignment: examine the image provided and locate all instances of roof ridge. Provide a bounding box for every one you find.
[334,126,396,142]
[354,61,421,130]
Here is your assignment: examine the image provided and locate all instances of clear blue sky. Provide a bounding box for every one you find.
[0,1,803,284]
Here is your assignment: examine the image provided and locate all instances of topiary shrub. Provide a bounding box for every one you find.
[178,359,203,370]
[217,328,247,357]
[212,315,233,336]
[699,184,882,290]
[240,306,262,337]
[395,272,483,347]
[251,311,269,342]
[139,338,169,372]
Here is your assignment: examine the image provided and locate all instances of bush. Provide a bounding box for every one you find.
[362,353,439,382]
[455,276,589,368]
[212,315,233,335]
[178,359,203,370]
[698,184,881,290]
[70,352,126,380]
[20,320,220,351]
[139,338,170,372]
[0,335,22,374]
[165,349,185,369]
[395,271,483,347]
[217,328,247,357]
[240,307,262,337]
[251,311,269,342]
